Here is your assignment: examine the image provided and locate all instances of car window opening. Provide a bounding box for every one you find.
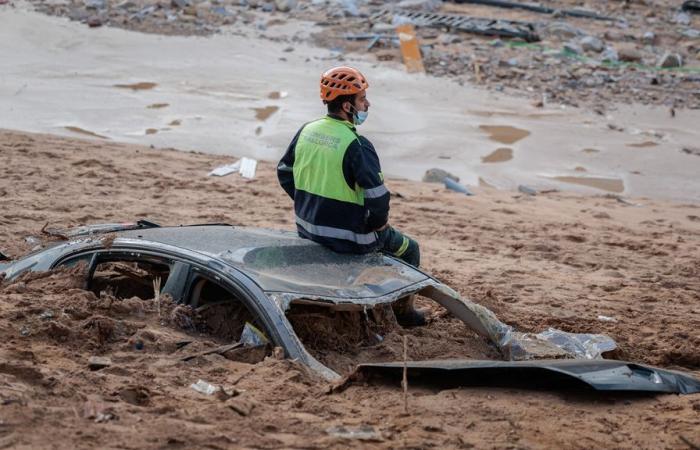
[189,277,271,363]
[286,297,500,376]
[91,260,170,300]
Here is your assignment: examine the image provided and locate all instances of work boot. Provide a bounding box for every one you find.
[393,295,427,327]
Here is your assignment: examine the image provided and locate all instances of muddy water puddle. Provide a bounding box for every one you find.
[64,126,108,139]
[479,125,530,145]
[549,176,625,193]
[253,106,279,121]
[114,82,157,90]
[481,147,513,163]
[627,141,659,148]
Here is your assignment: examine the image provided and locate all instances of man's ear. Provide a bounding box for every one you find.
[342,101,352,114]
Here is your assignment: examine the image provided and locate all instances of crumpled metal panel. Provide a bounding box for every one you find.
[353,359,700,394]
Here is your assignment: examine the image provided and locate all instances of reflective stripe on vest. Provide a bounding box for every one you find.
[296,216,378,245]
[293,117,365,206]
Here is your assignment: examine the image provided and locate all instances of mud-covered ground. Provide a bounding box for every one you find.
[1,129,699,449]
[15,0,700,109]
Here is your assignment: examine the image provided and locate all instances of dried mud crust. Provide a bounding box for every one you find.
[287,299,499,375]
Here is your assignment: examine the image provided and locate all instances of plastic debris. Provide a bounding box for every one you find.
[326,425,382,441]
[444,177,473,195]
[535,328,617,359]
[240,322,270,347]
[190,379,220,395]
[425,285,617,361]
[208,160,241,177]
[597,315,618,322]
[239,157,257,179]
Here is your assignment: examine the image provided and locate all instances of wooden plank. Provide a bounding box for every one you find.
[396,24,425,73]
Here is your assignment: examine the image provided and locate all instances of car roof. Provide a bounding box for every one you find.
[117,225,431,300]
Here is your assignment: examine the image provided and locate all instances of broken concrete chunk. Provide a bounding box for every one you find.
[274,0,296,11]
[601,46,619,63]
[422,168,459,183]
[88,356,112,371]
[580,35,604,53]
[617,46,643,63]
[563,41,583,55]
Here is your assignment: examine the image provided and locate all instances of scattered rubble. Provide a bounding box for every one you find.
[20,0,700,109]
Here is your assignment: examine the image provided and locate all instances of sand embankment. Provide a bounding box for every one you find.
[0,130,699,449]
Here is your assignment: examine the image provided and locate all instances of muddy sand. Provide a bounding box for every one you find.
[1,129,699,449]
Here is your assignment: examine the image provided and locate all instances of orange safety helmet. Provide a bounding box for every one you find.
[319,66,369,103]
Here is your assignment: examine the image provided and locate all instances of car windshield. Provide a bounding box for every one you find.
[223,242,427,298]
[120,226,429,298]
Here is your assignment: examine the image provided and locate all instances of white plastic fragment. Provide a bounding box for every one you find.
[239,157,257,179]
[208,160,241,177]
[326,425,381,441]
[190,379,220,395]
[597,315,617,322]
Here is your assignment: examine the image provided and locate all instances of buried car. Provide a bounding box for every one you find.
[1,221,698,394]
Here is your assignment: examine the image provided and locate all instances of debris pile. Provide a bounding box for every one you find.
[23,0,700,109]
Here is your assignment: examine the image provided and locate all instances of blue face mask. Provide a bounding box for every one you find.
[350,105,368,126]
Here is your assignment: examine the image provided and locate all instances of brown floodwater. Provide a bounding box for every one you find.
[626,141,659,148]
[147,103,169,109]
[64,126,108,139]
[169,119,181,126]
[114,82,157,90]
[268,91,281,99]
[481,147,513,163]
[574,166,587,172]
[253,106,279,121]
[145,128,158,135]
[550,176,625,193]
[479,125,530,145]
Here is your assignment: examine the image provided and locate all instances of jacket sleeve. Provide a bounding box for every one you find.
[345,136,390,230]
[277,127,303,200]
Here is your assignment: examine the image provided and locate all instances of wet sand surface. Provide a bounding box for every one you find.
[550,176,626,193]
[1,130,699,449]
[2,8,700,201]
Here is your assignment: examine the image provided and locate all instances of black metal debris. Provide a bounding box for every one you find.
[371,9,540,42]
[350,359,700,394]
